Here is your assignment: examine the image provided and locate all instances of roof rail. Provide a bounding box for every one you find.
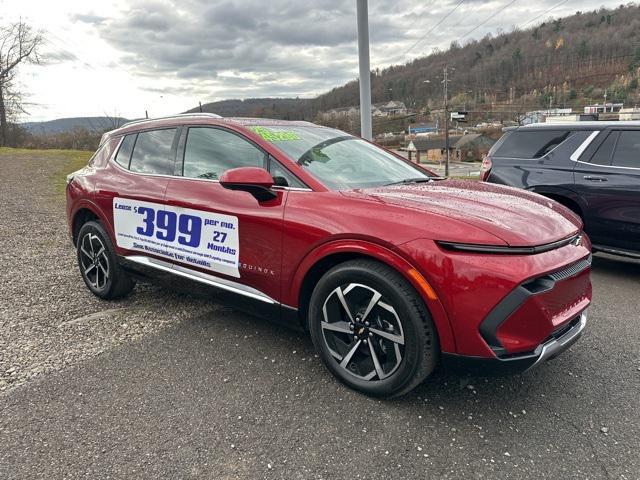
[119,112,223,129]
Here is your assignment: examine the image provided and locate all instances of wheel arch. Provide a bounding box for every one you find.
[70,200,111,246]
[289,240,456,353]
[542,193,583,219]
[527,186,585,224]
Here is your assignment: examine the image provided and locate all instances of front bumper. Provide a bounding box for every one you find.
[442,310,587,375]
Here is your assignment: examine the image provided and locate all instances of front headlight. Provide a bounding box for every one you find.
[437,233,582,255]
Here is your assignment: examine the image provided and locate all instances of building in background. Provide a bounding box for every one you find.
[407,122,437,134]
[453,134,495,162]
[375,101,407,117]
[584,103,624,114]
[619,108,640,120]
[320,101,409,121]
[406,136,460,163]
[544,114,582,123]
[523,108,573,124]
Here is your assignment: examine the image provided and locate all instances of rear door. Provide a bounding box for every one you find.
[96,128,178,259]
[573,128,640,251]
[488,128,587,190]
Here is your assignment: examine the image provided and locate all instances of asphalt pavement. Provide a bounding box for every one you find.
[1,151,639,479]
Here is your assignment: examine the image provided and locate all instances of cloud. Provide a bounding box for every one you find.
[87,0,613,100]
[70,13,108,25]
[24,0,624,121]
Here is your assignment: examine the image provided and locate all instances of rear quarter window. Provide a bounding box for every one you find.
[114,134,136,168]
[89,137,119,167]
[493,130,572,159]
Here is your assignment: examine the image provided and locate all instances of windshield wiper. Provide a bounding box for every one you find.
[384,177,432,186]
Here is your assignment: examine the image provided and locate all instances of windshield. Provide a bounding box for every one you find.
[248,125,430,190]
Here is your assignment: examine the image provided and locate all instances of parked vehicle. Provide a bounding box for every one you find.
[67,114,592,397]
[482,122,640,258]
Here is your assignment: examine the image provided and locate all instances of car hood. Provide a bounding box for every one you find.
[343,180,581,247]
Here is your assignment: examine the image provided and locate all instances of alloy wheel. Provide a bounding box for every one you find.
[321,283,405,381]
[79,233,110,291]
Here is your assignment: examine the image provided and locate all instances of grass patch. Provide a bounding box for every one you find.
[52,151,93,194]
[0,146,92,159]
[0,147,93,195]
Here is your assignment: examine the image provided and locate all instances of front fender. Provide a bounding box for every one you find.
[286,239,456,353]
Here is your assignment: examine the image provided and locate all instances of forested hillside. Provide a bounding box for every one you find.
[191,4,640,120]
[185,98,313,120]
[318,3,640,112]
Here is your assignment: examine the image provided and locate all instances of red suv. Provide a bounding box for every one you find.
[66,114,592,397]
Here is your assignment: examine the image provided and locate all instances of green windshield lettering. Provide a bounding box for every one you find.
[249,126,301,142]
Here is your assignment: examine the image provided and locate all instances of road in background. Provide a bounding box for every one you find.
[1,150,638,479]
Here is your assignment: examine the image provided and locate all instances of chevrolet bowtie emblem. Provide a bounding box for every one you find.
[357,328,365,335]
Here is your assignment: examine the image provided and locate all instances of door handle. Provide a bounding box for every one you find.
[583,175,608,182]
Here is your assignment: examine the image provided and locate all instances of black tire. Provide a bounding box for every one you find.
[308,259,438,398]
[76,221,136,299]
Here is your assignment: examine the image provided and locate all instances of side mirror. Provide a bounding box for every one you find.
[219,167,277,202]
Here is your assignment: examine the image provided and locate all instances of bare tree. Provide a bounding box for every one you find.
[0,21,42,146]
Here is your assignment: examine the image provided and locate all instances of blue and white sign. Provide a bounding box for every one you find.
[113,197,240,278]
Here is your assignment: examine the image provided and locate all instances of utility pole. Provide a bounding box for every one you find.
[356,0,373,140]
[443,67,450,177]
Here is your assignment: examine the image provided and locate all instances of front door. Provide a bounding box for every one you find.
[164,126,287,304]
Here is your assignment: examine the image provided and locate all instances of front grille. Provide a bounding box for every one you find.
[549,255,592,282]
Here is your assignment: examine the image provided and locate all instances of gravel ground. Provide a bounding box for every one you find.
[0,150,217,392]
[1,150,639,479]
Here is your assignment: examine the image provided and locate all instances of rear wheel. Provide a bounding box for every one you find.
[308,259,438,397]
[77,221,135,299]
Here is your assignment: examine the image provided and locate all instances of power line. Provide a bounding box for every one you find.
[400,0,466,61]
[458,0,519,41]
[519,0,570,29]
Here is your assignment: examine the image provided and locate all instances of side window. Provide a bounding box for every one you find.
[114,134,136,168]
[183,127,265,180]
[611,131,640,168]
[494,130,571,159]
[129,129,177,175]
[269,156,305,188]
[589,131,618,166]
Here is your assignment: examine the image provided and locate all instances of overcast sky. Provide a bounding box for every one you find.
[1,0,626,121]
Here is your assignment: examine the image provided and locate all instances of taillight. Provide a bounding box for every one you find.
[480,155,492,182]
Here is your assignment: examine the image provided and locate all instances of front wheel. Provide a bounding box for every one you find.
[308,259,438,397]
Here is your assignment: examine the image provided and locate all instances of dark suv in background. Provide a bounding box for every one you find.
[482,122,640,258]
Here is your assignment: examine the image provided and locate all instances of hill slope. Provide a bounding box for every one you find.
[185,98,314,120]
[317,3,640,113]
[22,117,130,134]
